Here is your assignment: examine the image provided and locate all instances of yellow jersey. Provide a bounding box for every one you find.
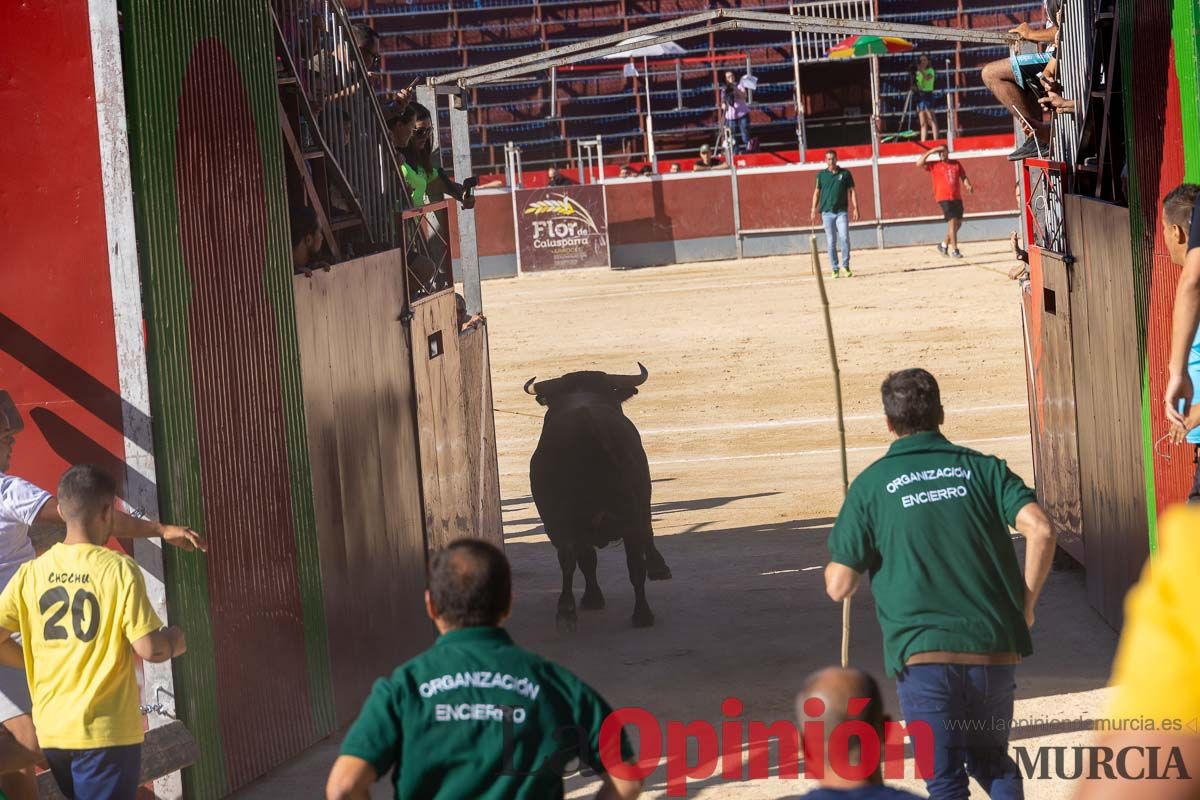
[1106,506,1200,733]
[0,543,163,748]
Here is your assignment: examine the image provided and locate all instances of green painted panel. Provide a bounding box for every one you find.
[120,0,334,795]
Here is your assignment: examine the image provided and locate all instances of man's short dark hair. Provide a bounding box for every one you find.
[291,206,320,246]
[825,149,837,159]
[881,368,942,436]
[352,22,379,49]
[57,465,117,522]
[429,539,511,627]
[1163,183,1200,228]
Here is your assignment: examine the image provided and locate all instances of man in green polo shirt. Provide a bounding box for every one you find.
[809,149,860,278]
[823,368,1055,800]
[325,539,642,800]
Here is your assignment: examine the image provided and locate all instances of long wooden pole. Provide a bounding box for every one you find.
[810,231,851,668]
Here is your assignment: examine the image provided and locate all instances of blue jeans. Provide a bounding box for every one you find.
[821,211,850,271]
[45,744,142,800]
[729,114,751,153]
[896,664,1023,800]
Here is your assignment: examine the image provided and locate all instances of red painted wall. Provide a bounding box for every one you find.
[1139,43,1194,511]
[0,1,127,497]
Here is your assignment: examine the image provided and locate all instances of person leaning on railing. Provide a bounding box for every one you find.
[399,103,476,211]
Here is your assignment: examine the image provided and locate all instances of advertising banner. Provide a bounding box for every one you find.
[515,184,610,271]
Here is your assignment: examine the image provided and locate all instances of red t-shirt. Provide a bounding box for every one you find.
[926,160,968,202]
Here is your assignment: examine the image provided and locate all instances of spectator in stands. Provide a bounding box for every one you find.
[546,166,572,187]
[917,145,974,259]
[810,150,859,278]
[0,465,188,800]
[796,667,921,799]
[291,206,326,274]
[1072,505,1200,799]
[618,165,634,179]
[721,71,752,154]
[325,539,641,800]
[669,163,681,174]
[692,144,725,172]
[913,54,939,142]
[980,0,1060,161]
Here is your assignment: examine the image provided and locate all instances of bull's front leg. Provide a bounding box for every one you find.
[556,544,578,632]
[625,538,654,628]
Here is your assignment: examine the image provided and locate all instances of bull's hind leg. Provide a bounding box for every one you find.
[646,539,672,581]
[577,544,605,611]
[556,545,578,632]
[625,539,654,628]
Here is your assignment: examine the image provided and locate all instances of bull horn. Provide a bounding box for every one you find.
[523,377,538,395]
[608,363,649,388]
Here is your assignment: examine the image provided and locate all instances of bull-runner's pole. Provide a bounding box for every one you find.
[810,229,851,668]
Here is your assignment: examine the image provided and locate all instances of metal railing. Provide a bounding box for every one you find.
[1050,0,1095,166]
[400,200,455,303]
[273,0,408,248]
[1024,158,1069,254]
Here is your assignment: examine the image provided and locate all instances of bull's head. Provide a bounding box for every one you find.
[523,363,649,407]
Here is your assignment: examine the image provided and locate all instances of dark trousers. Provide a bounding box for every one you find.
[731,114,750,153]
[896,664,1024,800]
[45,744,142,800]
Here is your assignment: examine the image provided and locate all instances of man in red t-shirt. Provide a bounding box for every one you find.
[918,145,974,258]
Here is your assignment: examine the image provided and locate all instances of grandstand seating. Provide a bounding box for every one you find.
[352,0,1042,174]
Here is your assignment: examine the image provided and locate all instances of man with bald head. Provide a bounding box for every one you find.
[796,667,920,799]
[326,538,641,800]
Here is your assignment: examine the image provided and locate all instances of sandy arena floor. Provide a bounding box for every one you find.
[487,241,1118,799]
[234,240,1119,799]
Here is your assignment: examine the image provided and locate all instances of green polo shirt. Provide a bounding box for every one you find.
[817,167,855,213]
[827,431,1037,677]
[340,626,632,799]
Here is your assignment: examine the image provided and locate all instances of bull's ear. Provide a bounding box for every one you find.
[536,396,548,407]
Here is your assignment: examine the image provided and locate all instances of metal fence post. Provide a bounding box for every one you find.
[448,92,482,314]
[726,134,743,259]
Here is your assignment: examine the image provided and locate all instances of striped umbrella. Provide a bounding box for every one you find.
[828,34,915,59]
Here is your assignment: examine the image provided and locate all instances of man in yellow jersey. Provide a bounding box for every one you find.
[1073,505,1200,799]
[0,465,187,800]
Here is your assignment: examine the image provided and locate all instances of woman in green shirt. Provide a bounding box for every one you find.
[912,55,938,142]
[399,102,476,211]
[399,102,476,293]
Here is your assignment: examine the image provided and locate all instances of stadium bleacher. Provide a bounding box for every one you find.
[350,0,1041,174]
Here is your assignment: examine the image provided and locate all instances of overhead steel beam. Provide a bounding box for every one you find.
[724,9,1018,45]
[434,8,1018,88]
[433,10,723,84]
[462,22,743,87]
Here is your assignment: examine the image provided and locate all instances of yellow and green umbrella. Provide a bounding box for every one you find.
[828,34,915,59]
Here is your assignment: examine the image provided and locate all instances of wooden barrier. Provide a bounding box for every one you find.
[1064,196,1149,626]
[293,252,432,725]
[459,326,504,545]
[37,721,198,799]
[1030,248,1085,563]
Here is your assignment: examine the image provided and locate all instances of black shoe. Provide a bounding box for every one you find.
[1007,137,1047,161]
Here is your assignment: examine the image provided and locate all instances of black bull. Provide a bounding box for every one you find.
[526,365,672,629]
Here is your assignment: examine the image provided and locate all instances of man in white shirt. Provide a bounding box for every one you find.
[0,391,206,800]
